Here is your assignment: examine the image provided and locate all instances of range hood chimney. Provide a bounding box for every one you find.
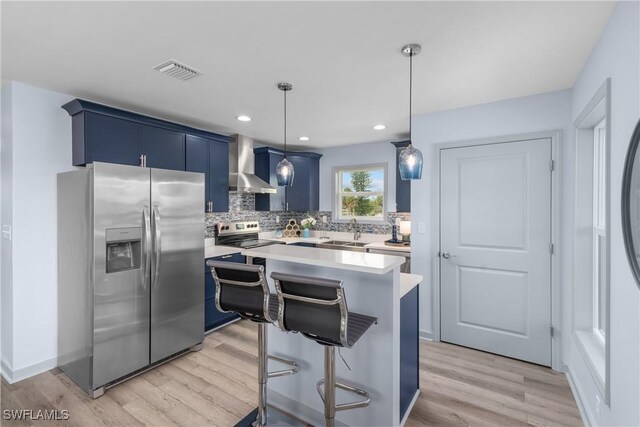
[229,134,277,194]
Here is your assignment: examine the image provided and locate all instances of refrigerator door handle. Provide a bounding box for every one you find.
[141,206,151,289]
[152,205,162,289]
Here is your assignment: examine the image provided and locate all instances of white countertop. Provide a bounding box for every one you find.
[364,241,411,253]
[260,232,411,253]
[241,244,405,275]
[400,273,422,298]
[204,238,241,259]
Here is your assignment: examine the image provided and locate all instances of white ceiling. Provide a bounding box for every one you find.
[2,1,614,149]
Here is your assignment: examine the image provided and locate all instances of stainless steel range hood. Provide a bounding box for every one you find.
[229,134,277,194]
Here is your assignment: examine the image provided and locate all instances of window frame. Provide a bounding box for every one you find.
[592,118,607,344]
[572,79,611,404]
[332,163,388,223]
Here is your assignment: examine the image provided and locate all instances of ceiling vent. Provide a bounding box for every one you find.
[153,59,202,81]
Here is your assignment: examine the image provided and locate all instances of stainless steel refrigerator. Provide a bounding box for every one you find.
[57,162,204,397]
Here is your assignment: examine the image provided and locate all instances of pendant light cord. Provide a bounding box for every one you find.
[409,50,413,144]
[284,89,287,158]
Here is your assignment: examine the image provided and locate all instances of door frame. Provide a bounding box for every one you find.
[430,130,563,371]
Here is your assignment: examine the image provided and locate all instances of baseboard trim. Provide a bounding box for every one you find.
[1,356,13,383]
[400,389,420,426]
[419,330,433,341]
[565,366,593,427]
[1,357,57,384]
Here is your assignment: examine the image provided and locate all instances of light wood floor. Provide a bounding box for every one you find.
[1,320,582,427]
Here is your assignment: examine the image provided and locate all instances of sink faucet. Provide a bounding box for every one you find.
[349,218,361,241]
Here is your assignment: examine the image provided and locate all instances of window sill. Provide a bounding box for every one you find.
[574,330,606,393]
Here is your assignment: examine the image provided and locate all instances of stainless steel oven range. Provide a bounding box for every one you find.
[215,221,284,267]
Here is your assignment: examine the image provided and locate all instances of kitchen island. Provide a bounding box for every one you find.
[241,244,421,426]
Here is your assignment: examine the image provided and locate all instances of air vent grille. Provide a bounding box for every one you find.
[153,59,202,81]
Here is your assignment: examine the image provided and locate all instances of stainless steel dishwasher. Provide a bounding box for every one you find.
[367,248,411,273]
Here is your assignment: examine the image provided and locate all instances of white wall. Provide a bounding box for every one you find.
[1,82,14,374]
[318,140,397,212]
[566,2,639,426]
[410,89,572,337]
[0,82,75,382]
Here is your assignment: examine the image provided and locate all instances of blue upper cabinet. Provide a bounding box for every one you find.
[185,134,229,212]
[391,141,411,212]
[254,147,286,211]
[84,113,141,166]
[185,135,210,211]
[62,99,230,169]
[254,147,321,212]
[209,140,229,213]
[142,126,185,170]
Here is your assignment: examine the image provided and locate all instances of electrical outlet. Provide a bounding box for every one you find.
[2,225,11,241]
[275,215,280,224]
[595,394,601,419]
[322,215,327,223]
[417,222,426,234]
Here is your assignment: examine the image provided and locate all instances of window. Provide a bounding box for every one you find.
[572,79,610,401]
[333,164,387,221]
[593,119,607,342]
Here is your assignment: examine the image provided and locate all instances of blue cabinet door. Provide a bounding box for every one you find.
[400,285,419,418]
[209,141,229,212]
[392,141,411,212]
[185,135,209,211]
[287,156,310,212]
[85,112,141,166]
[142,125,185,170]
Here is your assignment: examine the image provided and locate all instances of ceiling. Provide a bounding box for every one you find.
[2,1,615,149]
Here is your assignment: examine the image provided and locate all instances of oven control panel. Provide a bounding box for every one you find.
[217,221,260,236]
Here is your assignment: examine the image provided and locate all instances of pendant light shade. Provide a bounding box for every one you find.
[399,43,424,181]
[399,143,424,180]
[276,82,295,187]
[276,157,294,186]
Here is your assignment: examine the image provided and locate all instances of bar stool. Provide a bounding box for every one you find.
[270,272,377,426]
[207,261,299,427]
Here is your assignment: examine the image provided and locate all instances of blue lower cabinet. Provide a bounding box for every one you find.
[400,285,419,419]
[204,253,245,332]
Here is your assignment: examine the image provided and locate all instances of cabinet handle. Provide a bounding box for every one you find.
[221,254,233,259]
[139,154,145,167]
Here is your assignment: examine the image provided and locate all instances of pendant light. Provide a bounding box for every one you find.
[276,82,295,186]
[398,43,424,180]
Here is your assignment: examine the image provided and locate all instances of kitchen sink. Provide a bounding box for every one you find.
[316,240,368,252]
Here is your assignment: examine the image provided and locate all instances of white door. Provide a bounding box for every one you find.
[440,138,552,366]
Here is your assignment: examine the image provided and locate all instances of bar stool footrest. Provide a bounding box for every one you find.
[316,379,371,412]
[268,355,300,378]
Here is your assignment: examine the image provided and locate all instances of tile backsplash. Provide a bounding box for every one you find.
[205,193,410,238]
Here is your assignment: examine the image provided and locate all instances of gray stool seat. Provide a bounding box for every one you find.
[268,294,279,322]
[271,272,376,426]
[207,261,298,427]
[346,312,377,347]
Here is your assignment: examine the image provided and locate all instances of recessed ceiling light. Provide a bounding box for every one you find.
[373,124,386,130]
[298,136,310,141]
[236,115,251,122]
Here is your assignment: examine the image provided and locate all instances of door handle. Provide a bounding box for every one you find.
[141,206,151,289]
[152,206,162,289]
[442,252,456,259]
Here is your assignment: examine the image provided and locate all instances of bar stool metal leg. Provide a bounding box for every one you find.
[324,346,336,426]
[255,323,268,427]
[317,346,371,426]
